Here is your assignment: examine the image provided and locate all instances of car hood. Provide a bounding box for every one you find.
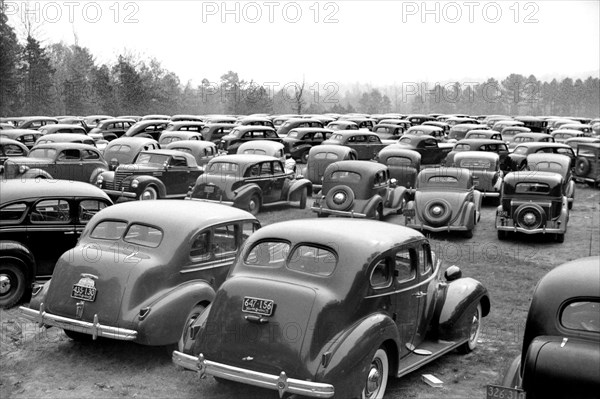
[198,275,319,379]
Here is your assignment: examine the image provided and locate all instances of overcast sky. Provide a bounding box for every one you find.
[6,1,600,87]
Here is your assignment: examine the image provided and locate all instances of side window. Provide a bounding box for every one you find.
[213,224,238,256]
[190,231,210,259]
[260,162,272,176]
[370,258,392,288]
[57,149,80,161]
[248,164,260,177]
[0,203,28,224]
[395,248,417,283]
[273,162,284,174]
[420,244,432,275]
[242,221,259,243]
[171,156,187,167]
[78,200,108,224]
[30,199,71,223]
[82,150,100,160]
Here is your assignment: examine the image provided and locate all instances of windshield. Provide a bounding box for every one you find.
[135,153,170,165]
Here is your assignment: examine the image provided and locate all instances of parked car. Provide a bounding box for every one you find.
[158,131,203,146]
[326,120,359,131]
[236,140,296,172]
[509,132,555,152]
[446,116,479,126]
[0,180,112,307]
[123,120,170,140]
[573,143,600,187]
[405,125,447,141]
[0,129,42,149]
[404,167,482,238]
[395,135,454,165]
[102,136,160,171]
[376,147,421,190]
[492,120,524,132]
[306,145,357,192]
[372,123,405,140]
[219,126,282,154]
[38,123,88,137]
[188,155,311,215]
[379,119,412,131]
[507,142,576,171]
[465,130,503,141]
[17,116,58,130]
[173,218,490,399]
[444,139,509,170]
[448,123,486,141]
[338,116,376,131]
[277,118,324,137]
[19,200,259,345]
[83,115,113,127]
[526,153,576,209]
[551,129,585,143]
[170,114,204,123]
[34,133,96,147]
[422,120,451,135]
[236,116,275,129]
[141,114,170,121]
[2,143,107,183]
[405,114,437,125]
[0,138,28,166]
[490,256,599,399]
[166,140,219,169]
[97,149,204,201]
[204,115,237,124]
[453,152,503,200]
[322,131,390,160]
[501,126,531,145]
[199,123,236,144]
[163,121,205,134]
[57,117,95,133]
[311,160,407,219]
[564,136,600,151]
[282,127,333,163]
[88,118,136,141]
[514,116,548,133]
[495,171,569,242]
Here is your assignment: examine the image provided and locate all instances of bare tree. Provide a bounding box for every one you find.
[292,77,305,114]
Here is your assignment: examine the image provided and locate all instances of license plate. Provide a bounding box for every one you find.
[403,209,416,217]
[486,385,526,399]
[242,296,274,317]
[71,284,97,302]
[204,186,214,193]
[496,210,508,217]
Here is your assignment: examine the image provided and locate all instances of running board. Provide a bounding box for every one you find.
[396,339,464,378]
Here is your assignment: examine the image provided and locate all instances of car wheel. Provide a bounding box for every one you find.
[317,213,329,218]
[514,204,545,230]
[422,199,452,226]
[325,185,354,211]
[375,204,384,221]
[519,161,527,171]
[0,262,26,308]
[497,230,507,240]
[178,304,207,354]
[301,151,309,164]
[464,228,474,239]
[575,157,591,176]
[63,329,93,342]
[246,194,261,216]
[555,233,565,243]
[140,186,158,200]
[298,189,307,209]
[458,303,482,354]
[361,348,389,399]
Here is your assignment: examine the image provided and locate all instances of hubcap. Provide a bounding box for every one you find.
[365,360,382,397]
[0,275,11,295]
[333,192,346,204]
[249,199,257,211]
[523,212,536,226]
[142,190,155,200]
[469,311,480,342]
[432,205,443,215]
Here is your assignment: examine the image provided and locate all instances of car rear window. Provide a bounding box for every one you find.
[90,220,128,239]
[287,245,336,276]
[428,176,458,184]
[454,144,471,151]
[387,156,413,166]
[107,144,132,154]
[124,223,163,248]
[561,301,599,333]
[0,203,27,224]
[531,161,564,172]
[331,171,361,184]
[314,152,339,160]
[287,131,299,138]
[459,159,491,169]
[29,148,56,158]
[241,149,267,155]
[244,241,290,268]
[208,162,239,174]
[515,182,550,194]
[399,137,412,144]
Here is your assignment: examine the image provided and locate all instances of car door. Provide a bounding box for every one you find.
[80,149,103,180]
[55,149,83,181]
[419,139,440,164]
[26,198,77,278]
[257,161,278,203]
[165,155,193,196]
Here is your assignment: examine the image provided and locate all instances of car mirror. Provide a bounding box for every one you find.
[444,265,462,281]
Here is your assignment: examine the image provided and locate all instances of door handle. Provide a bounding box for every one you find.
[412,291,427,298]
[64,231,76,235]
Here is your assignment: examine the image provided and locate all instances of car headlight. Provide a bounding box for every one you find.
[19,165,29,174]
[96,175,104,185]
[131,179,139,188]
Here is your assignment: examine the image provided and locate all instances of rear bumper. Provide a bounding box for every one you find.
[405,223,469,232]
[172,351,334,398]
[186,197,234,206]
[19,303,137,341]
[495,218,565,234]
[311,203,367,218]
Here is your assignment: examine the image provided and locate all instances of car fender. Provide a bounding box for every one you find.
[0,241,36,281]
[22,169,53,180]
[458,201,476,228]
[435,277,490,342]
[233,183,262,206]
[291,143,312,159]
[134,281,217,346]
[285,178,312,202]
[315,313,400,398]
[362,195,383,217]
[386,186,407,208]
[500,355,522,388]
[128,175,167,198]
[89,167,107,184]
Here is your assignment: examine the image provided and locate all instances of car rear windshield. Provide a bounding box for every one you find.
[287,131,299,138]
[459,159,491,169]
[241,148,267,155]
[208,162,240,174]
[29,148,56,158]
[314,152,339,160]
[90,220,128,240]
[124,223,163,248]
[530,161,564,172]
[515,182,550,194]
[387,156,413,166]
[561,301,599,333]
[428,176,458,184]
[287,245,337,276]
[454,144,471,151]
[330,171,361,184]
[244,241,290,268]
[106,144,132,154]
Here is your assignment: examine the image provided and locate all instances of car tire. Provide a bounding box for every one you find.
[298,189,307,209]
[458,303,482,354]
[575,157,591,176]
[555,233,565,243]
[422,199,452,226]
[63,329,94,342]
[317,213,329,218]
[361,348,389,399]
[140,186,158,200]
[301,151,309,164]
[0,262,27,308]
[325,185,354,211]
[246,194,261,216]
[178,304,207,354]
[464,228,474,239]
[497,230,507,240]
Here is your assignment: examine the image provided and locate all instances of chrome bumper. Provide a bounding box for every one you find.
[495,225,565,234]
[172,351,334,398]
[19,303,137,341]
[102,189,137,198]
[187,197,234,206]
[311,204,367,218]
[405,223,468,232]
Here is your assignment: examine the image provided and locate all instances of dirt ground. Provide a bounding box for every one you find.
[1,184,598,399]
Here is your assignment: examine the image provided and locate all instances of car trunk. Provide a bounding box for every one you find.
[200,276,317,379]
[191,174,236,201]
[44,243,136,327]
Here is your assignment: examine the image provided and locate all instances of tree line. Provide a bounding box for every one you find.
[1,5,598,118]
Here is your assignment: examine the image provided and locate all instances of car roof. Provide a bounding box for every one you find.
[0,137,29,149]
[309,144,355,155]
[577,142,600,149]
[0,129,41,136]
[454,151,500,161]
[327,160,388,174]
[455,138,507,146]
[378,147,421,160]
[526,153,571,167]
[208,154,279,164]
[31,142,99,150]
[503,171,564,185]
[166,140,216,150]
[230,125,276,132]
[514,142,571,149]
[0,179,111,204]
[238,140,283,151]
[407,125,443,132]
[418,166,472,180]
[329,130,377,137]
[288,127,333,133]
[35,133,92,141]
[105,137,158,147]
